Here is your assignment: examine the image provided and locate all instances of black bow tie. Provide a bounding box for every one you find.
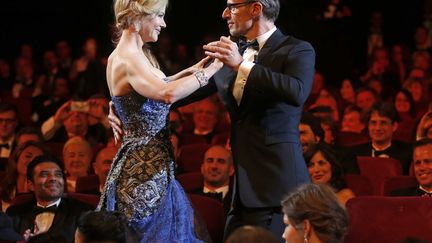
[33,205,57,215]
[204,191,223,200]
[373,148,389,157]
[0,143,10,149]
[238,38,259,55]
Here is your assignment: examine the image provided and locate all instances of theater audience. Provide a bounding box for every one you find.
[15,127,45,147]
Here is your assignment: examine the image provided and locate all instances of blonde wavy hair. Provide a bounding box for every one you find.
[113,0,168,67]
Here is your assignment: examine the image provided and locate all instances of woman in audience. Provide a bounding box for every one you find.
[281,183,348,243]
[0,141,48,211]
[304,142,355,205]
[416,110,432,140]
[393,89,417,140]
[62,136,93,192]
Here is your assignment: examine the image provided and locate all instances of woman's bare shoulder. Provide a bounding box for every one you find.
[107,50,133,97]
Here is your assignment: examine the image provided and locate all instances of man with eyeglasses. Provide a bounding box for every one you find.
[0,103,19,158]
[199,0,315,240]
[108,0,315,241]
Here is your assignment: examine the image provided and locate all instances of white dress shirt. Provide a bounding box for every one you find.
[232,27,277,105]
[34,198,61,234]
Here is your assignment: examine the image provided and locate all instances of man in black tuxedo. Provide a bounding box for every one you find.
[199,0,315,239]
[6,154,93,242]
[350,103,413,174]
[190,145,234,213]
[391,138,432,197]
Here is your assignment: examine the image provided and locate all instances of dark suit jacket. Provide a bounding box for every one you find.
[6,197,93,242]
[176,29,315,208]
[349,140,413,175]
[390,186,429,197]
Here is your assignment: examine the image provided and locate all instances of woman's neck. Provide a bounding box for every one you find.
[120,29,144,49]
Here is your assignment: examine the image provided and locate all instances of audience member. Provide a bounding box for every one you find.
[41,99,109,146]
[0,103,19,158]
[180,98,220,145]
[63,136,93,192]
[340,105,366,134]
[190,145,234,212]
[305,142,355,205]
[6,154,93,242]
[299,112,324,154]
[225,225,278,243]
[391,138,432,197]
[355,87,378,114]
[0,142,49,211]
[393,89,417,140]
[416,111,432,140]
[74,210,127,243]
[15,127,45,147]
[350,103,413,174]
[281,183,348,243]
[92,145,117,193]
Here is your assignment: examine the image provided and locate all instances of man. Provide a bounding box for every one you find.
[92,145,117,193]
[6,154,93,242]
[200,0,314,239]
[0,103,19,158]
[391,138,432,197]
[340,105,366,134]
[75,210,127,243]
[180,98,220,145]
[15,126,45,146]
[108,0,315,240]
[41,99,109,147]
[355,87,378,114]
[190,145,234,212]
[350,103,413,174]
[299,112,324,154]
[63,136,93,192]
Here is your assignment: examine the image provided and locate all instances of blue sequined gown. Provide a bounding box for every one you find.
[97,90,208,242]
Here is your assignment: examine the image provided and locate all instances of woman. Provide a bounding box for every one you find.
[97,0,222,242]
[281,183,348,243]
[393,89,417,141]
[0,141,48,211]
[304,142,355,205]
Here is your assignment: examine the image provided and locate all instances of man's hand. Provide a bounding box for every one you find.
[53,101,72,124]
[203,36,243,71]
[108,101,124,145]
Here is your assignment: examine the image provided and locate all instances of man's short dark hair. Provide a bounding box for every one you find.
[368,102,399,123]
[300,112,324,140]
[77,210,127,243]
[0,102,18,115]
[16,126,45,143]
[27,154,64,182]
[413,138,432,150]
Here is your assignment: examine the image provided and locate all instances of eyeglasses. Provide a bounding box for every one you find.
[226,1,258,13]
[0,118,16,124]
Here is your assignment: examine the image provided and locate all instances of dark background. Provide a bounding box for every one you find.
[0,0,426,84]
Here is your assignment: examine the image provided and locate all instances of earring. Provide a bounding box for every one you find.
[133,22,141,32]
[304,235,309,243]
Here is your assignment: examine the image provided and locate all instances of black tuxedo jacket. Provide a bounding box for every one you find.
[349,140,413,175]
[176,29,315,208]
[390,186,428,197]
[189,187,232,214]
[6,197,93,242]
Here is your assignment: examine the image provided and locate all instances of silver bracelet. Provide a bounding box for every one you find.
[194,69,209,87]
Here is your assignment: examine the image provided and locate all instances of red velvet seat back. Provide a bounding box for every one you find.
[382,176,418,196]
[345,196,432,243]
[357,156,403,195]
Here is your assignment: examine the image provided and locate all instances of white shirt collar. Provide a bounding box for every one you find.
[255,26,277,50]
[37,198,61,208]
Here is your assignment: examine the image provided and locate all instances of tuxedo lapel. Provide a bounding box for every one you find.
[255,29,287,63]
[49,198,67,233]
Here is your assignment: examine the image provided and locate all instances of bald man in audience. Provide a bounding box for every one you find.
[190,145,234,213]
[93,146,118,193]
